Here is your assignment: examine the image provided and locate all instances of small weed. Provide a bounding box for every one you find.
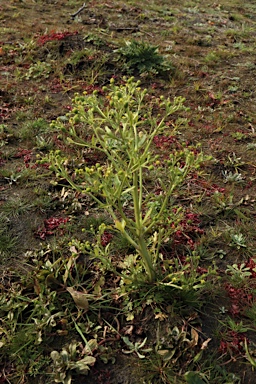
[225,262,251,286]
[0,226,17,257]
[0,124,12,147]
[244,338,256,369]
[122,336,152,358]
[231,131,248,141]
[246,143,256,150]
[2,196,35,217]
[66,49,95,67]
[18,118,49,141]
[204,52,220,64]
[229,233,247,250]
[50,341,96,383]
[116,40,173,75]
[35,135,54,150]
[244,302,256,325]
[226,152,245,170]
[25,61,53,80]
[222,170,244,184]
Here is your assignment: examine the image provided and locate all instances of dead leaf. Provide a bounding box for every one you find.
[201,338,212,350]
[189,328,199,348]
[155,312,168,321]
[123,325,134,335]
[66,287,89,311]
[69,245,78,254]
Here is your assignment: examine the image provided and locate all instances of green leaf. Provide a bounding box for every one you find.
[73,356,96,374]
[115,219,126,232]
[184,371,207,384]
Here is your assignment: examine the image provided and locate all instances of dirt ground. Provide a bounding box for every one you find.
[1,1,256,383]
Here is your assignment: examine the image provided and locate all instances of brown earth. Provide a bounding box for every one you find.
[1,1,256,383]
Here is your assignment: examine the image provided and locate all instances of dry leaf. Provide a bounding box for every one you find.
[190,328,199,347]
[201,338,212,350]
[69,245,78,254]
[66,287,89,311]
[155,312,168,321]
[123,325,134,335]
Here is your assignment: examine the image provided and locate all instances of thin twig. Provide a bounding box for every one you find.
[70,2,87,20]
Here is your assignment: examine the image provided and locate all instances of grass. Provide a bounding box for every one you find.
[0,0,256,383]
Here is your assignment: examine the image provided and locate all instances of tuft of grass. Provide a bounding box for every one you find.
[2,196,35,218]
[116,40,174,75]
[0,220,18,257]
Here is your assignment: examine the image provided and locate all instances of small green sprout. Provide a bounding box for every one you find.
[122,336,152,358]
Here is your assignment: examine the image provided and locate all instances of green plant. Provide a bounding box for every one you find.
[222,170,244,184]
[2,196,35,218]
[0,273,67,383]
[0,224,17,257]
[226,152,245,170]
[142,355,186,384]
[244,302,256,325]
[219,317,250,334]
[231,131,248,141]
[184,371,207,384]
[244,338,256,369]
[142,322,211,384]
[67,49,95,67]
[18,118,49,141]
[25,61,52,80]
[116,40,173,75]
[122,336,152,358]
[0,124,13,146]
[229,233,247,249]
[48,77,206,282]
[50,341,96,384]
[83,33,105,47]
[204,52,219,64]
[225,263,251,286]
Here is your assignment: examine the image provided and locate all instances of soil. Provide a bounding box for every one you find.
[1,0,256,383]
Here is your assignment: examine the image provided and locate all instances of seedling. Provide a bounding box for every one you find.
[122,336,152,358]
[25,61,52,80]
[226,262,251,286]
[222,170,244,184]
[50,341,96,383]
[229,233,247,249]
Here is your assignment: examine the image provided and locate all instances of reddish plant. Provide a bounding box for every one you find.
[0,103,12,121]
[225,282,254,317]
[14,149,32,168]
[187,172,225,196]
[37,31,78,46]
[101,231,113,247]
[219,330,248,356]
[35,217,69,240]
[173,210,204,250]
[243,258,256,278]
[153,134,178,149]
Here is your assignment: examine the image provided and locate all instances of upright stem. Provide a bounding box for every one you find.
[133,170,156,282]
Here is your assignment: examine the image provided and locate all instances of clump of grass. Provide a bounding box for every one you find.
[2,196,35,218]
[18,118,49,142]
[0,218,18,257]
[116,40,174,75]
